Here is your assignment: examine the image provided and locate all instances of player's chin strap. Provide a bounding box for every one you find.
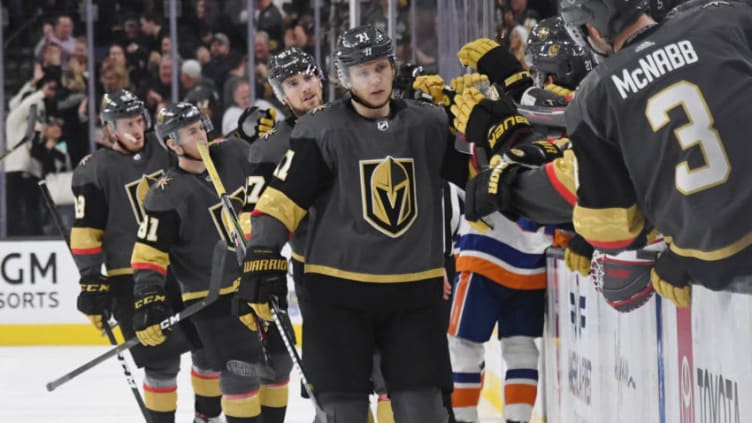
[349,91,391,110]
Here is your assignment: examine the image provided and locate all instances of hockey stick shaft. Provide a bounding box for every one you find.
[46,242,227,392]
[196,141,330,421]
[38,181,153,422]
[270,296,328,422]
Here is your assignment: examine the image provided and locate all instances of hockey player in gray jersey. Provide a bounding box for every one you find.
[70,90,222,423]
[131,102,293,423]
[239,25,475,422]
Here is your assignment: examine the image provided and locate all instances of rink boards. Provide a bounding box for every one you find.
[3,240,751,422]
[543,248,752,423]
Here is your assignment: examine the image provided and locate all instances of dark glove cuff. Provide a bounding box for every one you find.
[476,46,524,85]
[567,234,595,258]
[655,249,691,288]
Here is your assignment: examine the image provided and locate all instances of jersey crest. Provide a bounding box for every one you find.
[208,186,247,249]
[359,156,418,238]
[125,170,165,224]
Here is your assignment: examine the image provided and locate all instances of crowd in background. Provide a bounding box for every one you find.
[1,0,555,237]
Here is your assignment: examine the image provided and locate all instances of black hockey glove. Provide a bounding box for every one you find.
[76,273,111,331]
[235,106,277,142]
[519,86,570,108]
[464,160,525,222]
[503,139,566,168]
[565,234,595,276]
[238,247,288,322]
[457,38,533,101]
[451,88,532,155]
[650,249,691,308]
[133,285,173,346]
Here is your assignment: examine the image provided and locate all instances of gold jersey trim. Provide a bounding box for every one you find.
[70,227,104,250]
[667,231,752,261]
[131,242,170,270]
[181,279,240,302]
[255,187,307,233]
[304,263,444,283]
[573,203,645,245]
[107,267,133,277]
[290,251,305,263]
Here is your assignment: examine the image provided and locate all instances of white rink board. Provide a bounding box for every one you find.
[544,249,752,423]
[0,240,86,324]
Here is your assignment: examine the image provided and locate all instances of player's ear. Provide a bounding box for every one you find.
[166,138,180,154]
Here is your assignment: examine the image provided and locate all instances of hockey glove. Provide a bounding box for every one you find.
[544,83,575,103]
[503,139,566,168]
[595,252,656,313]
[464,160,525,222]
[412,75,450,105]
[565,234,595,276]
[457,38,532,101]
[451,88,531,154]
[449,73,492,96]
[236,106,277,142]
[650,249,691,308]
[76,274,111,331]
[238,247,288,323]
[133,286,172,346]
[519,86,570,108]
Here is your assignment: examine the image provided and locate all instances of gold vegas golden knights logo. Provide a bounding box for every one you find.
[125,170,165,224]
[360,156,418,238]
[209,186,246,249]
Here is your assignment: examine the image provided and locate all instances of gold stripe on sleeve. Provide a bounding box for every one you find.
[255,187,308,233]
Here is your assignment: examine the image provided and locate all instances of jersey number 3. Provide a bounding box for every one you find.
[646,80,730,195]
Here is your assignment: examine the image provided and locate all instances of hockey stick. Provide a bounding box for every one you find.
[46,241,227,392]
[270,295,328,421]
[196,142,331,422]
[38,180,153,423]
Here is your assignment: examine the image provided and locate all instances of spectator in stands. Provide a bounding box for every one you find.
[34,15,76,66]
[181,59,222,131]
[99,60,131,95]
[4,77,57,236]
[285,11,315,57]
[361,0,409,39]
[139,12,166,55]
[30,114,75,236]
[509,25,529,69]
[256,0,286,53]
[221,79,250,135]
[58,57,89,165]
[253,32,274,100]
[221,52,248,109]
[72,37,88,70]
[108,44,128,68]
[203,33,233,103]
[142,55,173,117]
[508,0,539,31]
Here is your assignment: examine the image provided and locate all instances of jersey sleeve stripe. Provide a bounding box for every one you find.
[131,242,170,275]
[573,203,645,251]
[71,247,103,255]
[255,187,308,233]
[544,152,577,206]
[70,227,104,251]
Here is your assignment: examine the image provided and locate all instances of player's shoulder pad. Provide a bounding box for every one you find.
[210,136,252,169]
[143,170,182,213]
[401,98,449,127]
[249,119,294,164]
[291,101,341,140]
[71,149,106,187]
